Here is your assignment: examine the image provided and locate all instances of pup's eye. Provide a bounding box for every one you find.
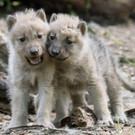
[37,34,42,39]
[66,39,72,45]
[19,37,25,42]
[50,35,55,40]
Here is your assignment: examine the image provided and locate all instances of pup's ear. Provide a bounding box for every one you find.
[7,15,16,30]
[36,9,47,22]
[77,21,87,36]
[50,13,57,23]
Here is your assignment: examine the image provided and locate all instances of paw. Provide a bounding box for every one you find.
[53,120,61,128]
[4,121,27,134]
[36,121,55,128]
[4,127,12,134]
[113,114,127,123]
[96,118,114,126]
[4,124,18,134]
[4,123,17,134]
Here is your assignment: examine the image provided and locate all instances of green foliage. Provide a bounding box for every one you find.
[0,0,4,6]
[6,0,12,11]
[119,57,135,66]
[116,114,121,135]
[86,0,91,10]
[0,0,12,11]
[88,26,95,34]
[67,4,77,16]
[12,1,21,6]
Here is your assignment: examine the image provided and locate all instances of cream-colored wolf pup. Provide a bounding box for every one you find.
[6,9,55,130]
[47,14,135,126]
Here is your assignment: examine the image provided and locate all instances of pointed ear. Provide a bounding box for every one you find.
[50,13,57,23]
[7,15,16,30]
[36,9,47,22]
[77,21,87,36]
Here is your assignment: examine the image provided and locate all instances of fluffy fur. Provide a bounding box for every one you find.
[47,14,135,126]
[6,9,55,130]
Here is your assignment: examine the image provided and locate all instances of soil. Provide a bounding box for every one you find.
[1,18,135,135]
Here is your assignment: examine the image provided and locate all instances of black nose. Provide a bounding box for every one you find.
[30,48,39,55]
[51,49,60,55]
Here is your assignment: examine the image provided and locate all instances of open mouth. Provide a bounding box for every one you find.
[26,55,43,66]
[50,55,68,61]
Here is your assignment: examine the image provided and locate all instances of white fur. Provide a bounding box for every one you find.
[6,9,55,131]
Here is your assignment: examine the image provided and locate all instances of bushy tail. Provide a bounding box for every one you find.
[116,68,135,92]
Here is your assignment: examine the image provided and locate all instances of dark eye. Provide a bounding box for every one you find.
[19,37,25,42]
[66,39,72,45]
[37,34,42,39]
[50,35,55,40]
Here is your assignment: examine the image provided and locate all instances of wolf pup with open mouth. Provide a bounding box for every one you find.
[6,9,55,131]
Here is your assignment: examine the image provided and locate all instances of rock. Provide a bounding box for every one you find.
[0,19,9,113]
[0,19,8,73]
[60,106,96,128]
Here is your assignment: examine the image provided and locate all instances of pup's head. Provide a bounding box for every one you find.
[47,14,87,61]
[7,9,49,66]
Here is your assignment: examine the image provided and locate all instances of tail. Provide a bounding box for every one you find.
[116,68,135,92]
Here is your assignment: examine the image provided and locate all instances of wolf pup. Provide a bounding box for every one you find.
[47,14,135,126]
[6,9,55,130]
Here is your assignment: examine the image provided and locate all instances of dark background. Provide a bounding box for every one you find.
[0,0,135,24]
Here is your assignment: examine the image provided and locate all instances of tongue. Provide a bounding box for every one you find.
[28,56,41,64]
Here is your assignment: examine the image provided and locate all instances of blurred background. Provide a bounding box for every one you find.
[0,0,135,23]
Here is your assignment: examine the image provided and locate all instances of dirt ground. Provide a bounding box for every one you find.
[1,19,135,135]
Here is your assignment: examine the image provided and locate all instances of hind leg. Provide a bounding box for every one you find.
[106,72,127,123]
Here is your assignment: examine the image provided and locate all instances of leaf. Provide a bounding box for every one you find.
[6,0,12,11]
[114,39,122,45]
[12,1,21,6]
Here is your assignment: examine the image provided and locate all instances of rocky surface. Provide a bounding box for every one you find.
[0,19,8,73]
[60,106,96,128]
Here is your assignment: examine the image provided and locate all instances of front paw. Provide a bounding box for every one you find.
[4,122,27,134]
[36,120,55,128]
[96,118,114,126]
[113,114,127,123]
[53,119,61,128]
[4,124,18,134]
[4,127,12,134]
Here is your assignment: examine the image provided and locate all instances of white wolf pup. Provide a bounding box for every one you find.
[6,9,55,130]
[47,14,135,126]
